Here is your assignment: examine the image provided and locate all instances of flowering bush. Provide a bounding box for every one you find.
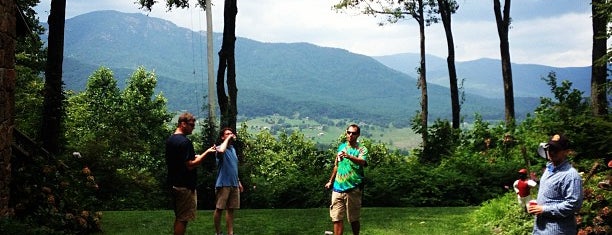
[577,163,612,235]
[9,150,102,234]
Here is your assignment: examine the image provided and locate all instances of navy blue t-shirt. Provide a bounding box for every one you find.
[165,134,197,190]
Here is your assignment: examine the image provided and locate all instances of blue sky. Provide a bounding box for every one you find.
[35,0,602,67]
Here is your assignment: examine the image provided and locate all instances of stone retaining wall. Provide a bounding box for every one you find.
[0,0,17,218]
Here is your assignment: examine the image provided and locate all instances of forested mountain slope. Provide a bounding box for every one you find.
[53,10,547,126]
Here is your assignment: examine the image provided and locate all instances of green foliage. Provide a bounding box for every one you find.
[468,164,612,235]
[10,2,103,233]
[14,65,44,137]
[239,126,330,208]
[466,72,612,234]
[467,192,534,235]
[577,170,612,234]
[63,67,172,210]
[518,72,611,163]
[422,119,460,164]
[14,0,46,138]
[10,148,103,234]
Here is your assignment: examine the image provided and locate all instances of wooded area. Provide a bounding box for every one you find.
[1,0,610,234]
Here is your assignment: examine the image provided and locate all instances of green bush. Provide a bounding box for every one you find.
[577,164,612,234]
[10,150,102,234]
[467,192,534,235]
[466,72,612,234]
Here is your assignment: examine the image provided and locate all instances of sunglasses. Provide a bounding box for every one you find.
[346,131,359,135]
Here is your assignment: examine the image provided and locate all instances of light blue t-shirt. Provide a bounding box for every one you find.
[215,145,240,187]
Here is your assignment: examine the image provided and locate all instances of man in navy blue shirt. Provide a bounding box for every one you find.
[165,112,216,235]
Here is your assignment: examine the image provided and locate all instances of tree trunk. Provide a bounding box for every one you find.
[41,0,66,154]
[493,0,515,127]
[591,0,608,116]
[216,0,238,131]
[205,0,217,144]
[0,0,17,218]
[438,0,460,129]
[417,0,428,151]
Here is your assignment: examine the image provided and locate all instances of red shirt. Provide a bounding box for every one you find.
[516,179,531,197]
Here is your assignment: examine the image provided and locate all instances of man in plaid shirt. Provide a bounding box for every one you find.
[528,134,583,234]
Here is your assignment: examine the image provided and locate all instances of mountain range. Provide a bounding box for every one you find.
[51,10,592,127]
[373,53,591,98]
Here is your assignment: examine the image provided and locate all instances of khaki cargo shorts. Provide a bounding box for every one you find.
[215,187,240,209]
[330,188,362,222]
[172,186,197,222]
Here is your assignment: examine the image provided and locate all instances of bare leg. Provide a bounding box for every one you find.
[226,209,235,235]
[174,220,187,235]
[350,221,360,235]
[334,221,343,235]
[214,208,223,234]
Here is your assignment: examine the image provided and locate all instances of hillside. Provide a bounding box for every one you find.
[54,10,547,126]
[374,53,591,98]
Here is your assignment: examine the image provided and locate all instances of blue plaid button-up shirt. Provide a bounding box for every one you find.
[533,160,583,235]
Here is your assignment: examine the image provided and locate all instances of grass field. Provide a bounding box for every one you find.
[97,207,478,235]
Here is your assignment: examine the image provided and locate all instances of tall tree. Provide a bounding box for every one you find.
[216,0,238,130]
[41,0,66,154]
[591,0,609,116]
[64,67,171,209]
[205,0,217,144]
[334,0,430,150]
[432,0,460,129]
[493,0,515,127]
[138,0,239,131]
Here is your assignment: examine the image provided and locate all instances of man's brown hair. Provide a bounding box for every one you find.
[177,112,195,127]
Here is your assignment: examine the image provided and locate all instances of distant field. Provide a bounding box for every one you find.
[240,116,421,151]
[98,207,477,235]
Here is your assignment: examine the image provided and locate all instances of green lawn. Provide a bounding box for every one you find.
[98,207,477,235]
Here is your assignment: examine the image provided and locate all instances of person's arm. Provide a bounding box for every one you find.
[513,180,520,194]
[343,152,367,166]
[216,134,235,153]
[528,179,538,187]
[343,147,367,166]
[187,145,216,170]
[325,153,339,189]
[325,166,338,189]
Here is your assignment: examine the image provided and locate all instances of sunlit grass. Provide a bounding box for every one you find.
[98,207,477,235]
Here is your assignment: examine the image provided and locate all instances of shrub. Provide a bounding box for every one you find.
[10,149,102,234]
[467,192,534,234]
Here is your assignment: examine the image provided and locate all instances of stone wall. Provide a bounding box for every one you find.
[0,0,16,218]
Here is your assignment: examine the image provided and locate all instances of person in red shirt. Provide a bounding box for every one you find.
[513,168,538,212]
